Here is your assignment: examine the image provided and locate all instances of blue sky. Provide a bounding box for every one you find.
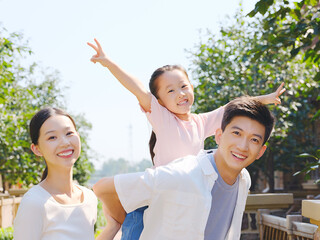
[0,0,258,168]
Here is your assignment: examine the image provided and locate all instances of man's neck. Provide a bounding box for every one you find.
[213,150,241,185]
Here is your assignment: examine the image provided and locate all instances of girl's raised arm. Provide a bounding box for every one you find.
[253,82,286,105]
[88,39,152,112]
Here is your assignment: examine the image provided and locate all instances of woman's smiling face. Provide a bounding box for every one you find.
[31,115,81,170]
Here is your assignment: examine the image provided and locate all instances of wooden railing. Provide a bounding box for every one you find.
[241,193,294,237]
[0,196,22,228]
[258,210,317,240]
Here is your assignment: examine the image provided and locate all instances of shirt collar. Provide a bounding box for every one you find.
[197,149,218,180]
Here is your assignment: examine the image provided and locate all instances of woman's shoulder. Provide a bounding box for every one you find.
[18,185,48,211]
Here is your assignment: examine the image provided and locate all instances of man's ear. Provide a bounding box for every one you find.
[31,143,43,157]
[256,145,267,159]
[215,128,223,145]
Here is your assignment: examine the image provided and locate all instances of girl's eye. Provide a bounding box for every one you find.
[48,136,56,140]
[181,85,187,88]
[67,131,74,136]
[168,89,174,93]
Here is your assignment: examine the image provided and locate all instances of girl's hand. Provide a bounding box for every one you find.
[257,83,286,105]
[267,82,286,106]
[87,38,110,67]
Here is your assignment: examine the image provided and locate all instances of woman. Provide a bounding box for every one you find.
[14,107,97,240]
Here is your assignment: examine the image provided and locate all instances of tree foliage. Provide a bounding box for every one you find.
[0,27,93,190]
[248,0,320,79]
[248,0,320,183]
[189,7,319,191]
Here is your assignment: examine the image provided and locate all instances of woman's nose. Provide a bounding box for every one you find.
[60,136,70,146]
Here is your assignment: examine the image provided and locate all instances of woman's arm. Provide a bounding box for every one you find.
[13,196,43,240]
[87,39,152,112]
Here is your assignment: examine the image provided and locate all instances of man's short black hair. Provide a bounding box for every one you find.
[221,96,275,145]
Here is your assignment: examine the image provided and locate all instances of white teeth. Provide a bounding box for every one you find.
[58,151,73,156]
[232,152,246,159]
[178,100,187,105]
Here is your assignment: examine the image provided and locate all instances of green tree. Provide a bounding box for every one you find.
[248,0,320,80]
[248,0,320,182]
[0,27,93,190]
[189,7,319,191]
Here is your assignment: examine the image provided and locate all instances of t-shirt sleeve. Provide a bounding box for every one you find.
[13,195,44,240]
[141,94,174,133]
[200,106,225,138]
[114,170,155,213]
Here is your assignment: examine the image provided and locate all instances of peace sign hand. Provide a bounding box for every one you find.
[265,82,286,106]
[87,38,110,67]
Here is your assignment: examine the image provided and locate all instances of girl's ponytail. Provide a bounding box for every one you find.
[148,131,156,165]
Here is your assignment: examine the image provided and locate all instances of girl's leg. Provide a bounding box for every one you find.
[121,206,148,240]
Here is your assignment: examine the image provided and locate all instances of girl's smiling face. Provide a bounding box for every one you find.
[31,115,81,170]
[155,69,194,121]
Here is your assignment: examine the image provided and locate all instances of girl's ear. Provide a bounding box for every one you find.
[191,84,194,91]
[31,143,43,157]
[215,128,223,145]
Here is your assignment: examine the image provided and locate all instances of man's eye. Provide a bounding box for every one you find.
[252,138,260,143]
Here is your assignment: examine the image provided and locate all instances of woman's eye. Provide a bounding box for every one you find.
[67,131,75,136]
[48,136,56,140]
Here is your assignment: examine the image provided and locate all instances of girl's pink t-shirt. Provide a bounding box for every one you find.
[144,95,224,167]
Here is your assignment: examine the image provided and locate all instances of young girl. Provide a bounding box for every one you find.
[13,107,98,240]
[87,39,285,240]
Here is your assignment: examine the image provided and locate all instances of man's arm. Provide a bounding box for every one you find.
[93,177,126,224]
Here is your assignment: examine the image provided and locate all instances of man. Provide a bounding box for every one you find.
[94,96,275,240]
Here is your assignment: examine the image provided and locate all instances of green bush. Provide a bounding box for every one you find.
[0,227,13,240]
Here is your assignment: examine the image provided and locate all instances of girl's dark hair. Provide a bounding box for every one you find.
[148,65,189,164]
[221,96,275,145]
[29,107,76,181]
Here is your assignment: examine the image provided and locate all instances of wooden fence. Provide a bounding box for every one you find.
[0,196,22,228]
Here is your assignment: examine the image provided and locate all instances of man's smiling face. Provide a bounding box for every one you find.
[215,116,267,176]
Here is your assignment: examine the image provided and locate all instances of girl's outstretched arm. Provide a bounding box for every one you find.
[253,82,286,105]
[88,39,152,112]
